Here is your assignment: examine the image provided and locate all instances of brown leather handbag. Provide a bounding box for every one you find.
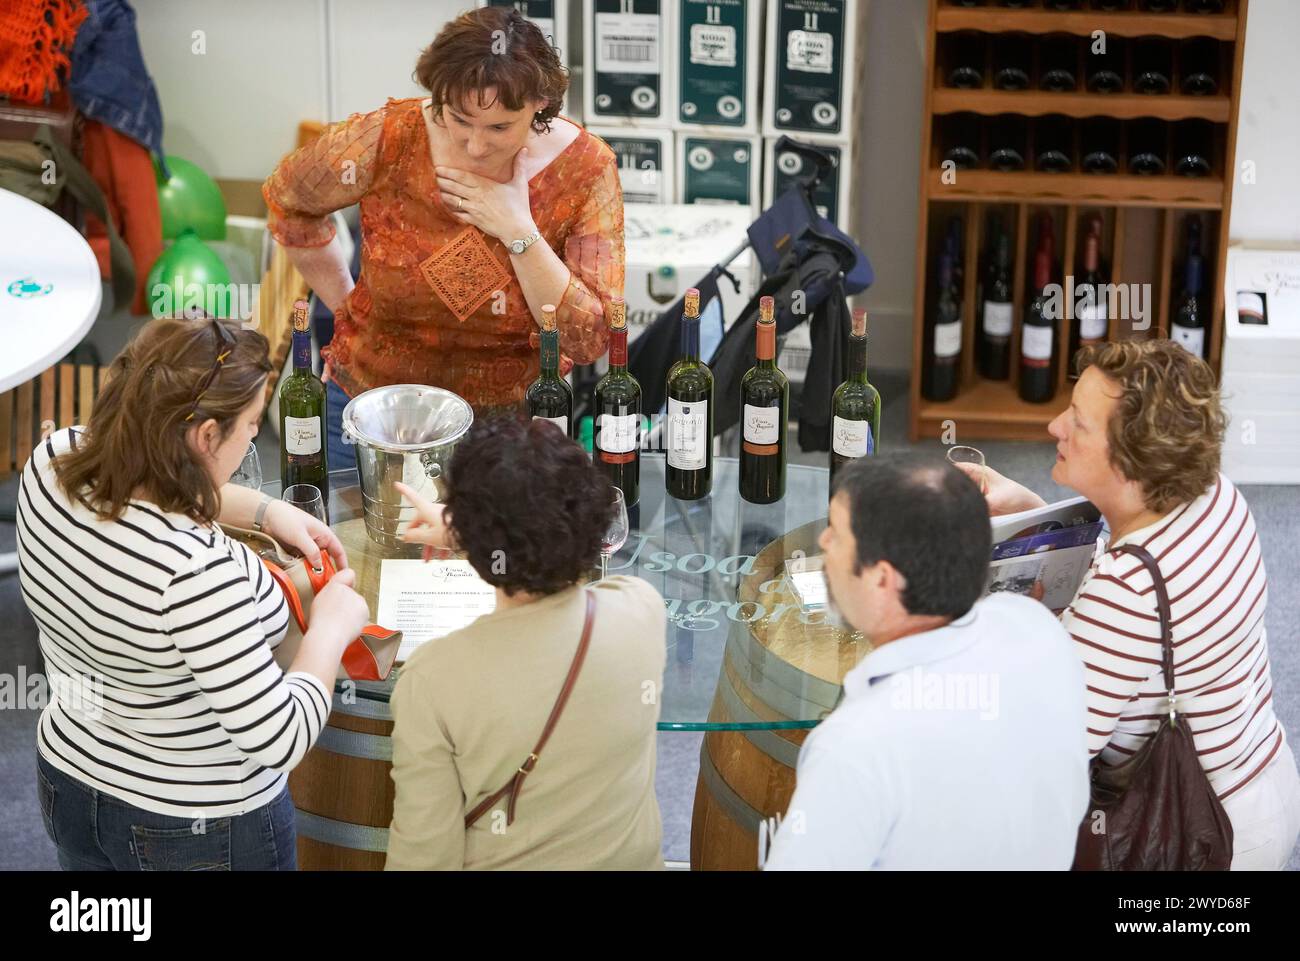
[464,591,596,829]
[1072,544,1234,870]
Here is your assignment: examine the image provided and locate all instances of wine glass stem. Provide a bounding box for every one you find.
[600,552,608,581]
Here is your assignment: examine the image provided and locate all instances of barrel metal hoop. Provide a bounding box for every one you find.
[724,620,843,714]
[723,631,837,722]
[295,809,390,853]
[715,663,804,768]
[696,741,765,836]
[316,725,393,761]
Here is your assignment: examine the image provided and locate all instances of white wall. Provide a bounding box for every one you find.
[135,0,1299,370]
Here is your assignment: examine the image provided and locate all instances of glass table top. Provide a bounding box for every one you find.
[264,455,870,731]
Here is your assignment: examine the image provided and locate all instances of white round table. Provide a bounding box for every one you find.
[0,187,103,392]
[0,187,103,572]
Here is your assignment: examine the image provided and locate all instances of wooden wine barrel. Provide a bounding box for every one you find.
[690,518,870,871]
[285,514,411,871]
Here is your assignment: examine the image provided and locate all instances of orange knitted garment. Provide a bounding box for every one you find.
[0,0,86,105]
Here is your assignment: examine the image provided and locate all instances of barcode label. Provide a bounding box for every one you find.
[596,13,661,74]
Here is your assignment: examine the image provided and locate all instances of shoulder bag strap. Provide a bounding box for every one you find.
[464,590,597,829]
[1114,544,1175,723]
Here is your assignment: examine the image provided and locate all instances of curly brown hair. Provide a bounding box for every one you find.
[52,318,272,525]
[413,7,568,135]
[1075,339,1226,513]
[444,416,616,597]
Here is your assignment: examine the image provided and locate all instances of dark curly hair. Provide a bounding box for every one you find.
[444,416,615,597]
[413,7,568,135]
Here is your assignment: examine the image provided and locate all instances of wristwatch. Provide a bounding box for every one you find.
[508,229,541,256]
[253,495,273,533]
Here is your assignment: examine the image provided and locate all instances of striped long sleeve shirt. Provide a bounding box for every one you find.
[1060,473,1285,802]
[16,428,331,818]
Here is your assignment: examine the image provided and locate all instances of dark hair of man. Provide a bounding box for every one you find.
[830,456,991,619]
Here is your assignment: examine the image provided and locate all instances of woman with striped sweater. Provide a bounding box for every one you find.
[18,318,369,871]
[965,340,1300,870]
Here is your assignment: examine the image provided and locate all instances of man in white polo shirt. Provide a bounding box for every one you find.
[764,457,1090,870]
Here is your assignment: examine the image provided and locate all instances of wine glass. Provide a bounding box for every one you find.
[230,442,263,490]
[282,484,326,523]
[946,445,987,495]
[599,489,629,581]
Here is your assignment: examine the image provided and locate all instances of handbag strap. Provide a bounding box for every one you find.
[465,590,597,829]
[1114,544,1175,722]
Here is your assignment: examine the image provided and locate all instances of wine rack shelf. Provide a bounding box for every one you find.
[935,7,1239,41]
[932,88,1231,123]
[928,169,1223,207]
[910,0,1249,442]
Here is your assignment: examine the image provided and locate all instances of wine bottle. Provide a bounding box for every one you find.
[1035,211,1060,297]
[1171,249,1206,358]
[1132,37,1173,95]
[945,215,965,296]
[941,113,982,170]
[947,32,985,89]
[924,254,962,402]
[832,308,882,485]
[1173,119,1213,176]
[1086,38,1125,94]
[279,299,329,505]
[739,296,789,505]
[1070,226,1109,377]
[1081,117,1121,173]
[1180,38,1219,95]
[987,114,1028,172]
[1139,0,1179,9]
[1034,114,1074,173]
[525,304,574,437]
[665,288,714,500]
[979,227,1014,380]
[1184,0,1225,13]
[1039,35,1078,92]
[1020,250,1057,403]
[1128,119,1167,175]
[992,34,1031,91]
[593,296,641,507]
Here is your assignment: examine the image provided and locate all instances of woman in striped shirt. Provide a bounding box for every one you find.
[968,340,1300,870]
[18,317,370,871]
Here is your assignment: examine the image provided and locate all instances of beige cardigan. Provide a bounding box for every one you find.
[385,575,666,870]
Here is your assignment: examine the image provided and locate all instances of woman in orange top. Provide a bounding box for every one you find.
[261,7,623,468]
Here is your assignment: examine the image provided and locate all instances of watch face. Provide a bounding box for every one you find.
[511,240,525,254]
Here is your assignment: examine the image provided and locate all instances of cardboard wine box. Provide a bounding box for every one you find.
[587,126,676,204]
[763,135,852,228]
[762,0,859,142]
[623,203,757,343]
[477,0,575,117]
[583,0,674,127]
[676,131,762,213]
[674,0,762,133]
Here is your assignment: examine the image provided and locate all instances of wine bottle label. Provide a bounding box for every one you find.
[983,301,1013,337]
[1021,324,1054,362]
[667,397,708,471]
[597,412,638,454]
[832,416,872,458]
[1079,301,1108,340]
[1170,324,1205,358]
[284,416,321,456]
[532,414,569,435]
[743,404,781,454]
[934,321,962,359]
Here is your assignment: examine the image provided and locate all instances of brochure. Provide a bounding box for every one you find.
[985,496,1105,615]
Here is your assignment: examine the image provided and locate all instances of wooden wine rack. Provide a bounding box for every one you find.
[909,0,1249,442]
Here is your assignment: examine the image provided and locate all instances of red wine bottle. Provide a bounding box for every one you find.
[279,299,329,505]
[525,304,574,437]
[979,228,1013,380]
[1020,250,1057,403]
[1070,226,1108,377]
[924,254,962,402]
[665,288,713,500]
[1171,250,1206,358]
[593,297,641,506]
[739,296,788,504]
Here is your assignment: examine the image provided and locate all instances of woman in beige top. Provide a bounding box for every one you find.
[385,417,666,870]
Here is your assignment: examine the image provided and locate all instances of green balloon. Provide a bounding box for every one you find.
[156,155,227,240]
[146,230,235,319]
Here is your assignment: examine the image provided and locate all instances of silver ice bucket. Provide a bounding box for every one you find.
[341,384,473,548]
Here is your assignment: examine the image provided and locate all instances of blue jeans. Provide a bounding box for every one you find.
[36,755,298,871]
[325,378,357,473]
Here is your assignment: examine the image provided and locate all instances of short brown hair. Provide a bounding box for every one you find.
[1076,339,1226,513]
[444,416,615,597]
[52,318,273,525]
[413,7,567,134]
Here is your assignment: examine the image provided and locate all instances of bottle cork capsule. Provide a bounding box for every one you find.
[608,296,627,330]
[851,307,867,338]
[291,299,310,333]
[684,288,700,317]
[541,304,557,332]
[759,296,775,324]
